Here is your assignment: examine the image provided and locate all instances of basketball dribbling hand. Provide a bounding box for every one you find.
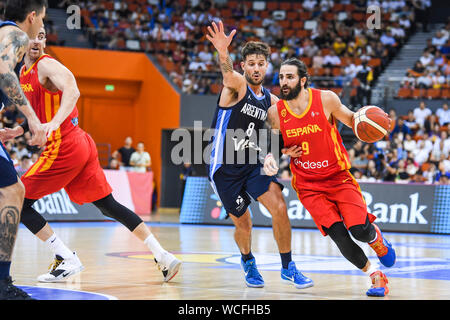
[282,145,303,158]
[263,153,279,176]
[205,20,236,53]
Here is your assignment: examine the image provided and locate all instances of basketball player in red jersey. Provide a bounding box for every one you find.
[265,58,396,297]
[0,27,181,283]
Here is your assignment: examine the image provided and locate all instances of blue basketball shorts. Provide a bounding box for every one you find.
[209,164,283,217]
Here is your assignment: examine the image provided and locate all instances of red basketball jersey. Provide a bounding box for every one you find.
[20,54,79,143]
[277,88,351,187]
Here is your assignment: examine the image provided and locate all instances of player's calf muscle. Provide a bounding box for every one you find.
[0,200,20,261]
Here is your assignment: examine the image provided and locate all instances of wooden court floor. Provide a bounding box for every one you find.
[9,213,450,300]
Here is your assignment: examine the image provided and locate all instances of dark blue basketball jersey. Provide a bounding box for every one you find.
[209,85,272,180]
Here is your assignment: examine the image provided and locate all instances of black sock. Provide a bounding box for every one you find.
[241,251,254,262]
[280,251,292,269]
[0,261,11,280]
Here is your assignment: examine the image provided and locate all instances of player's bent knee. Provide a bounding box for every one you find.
[1,180,25,204]
[349,223,375,243]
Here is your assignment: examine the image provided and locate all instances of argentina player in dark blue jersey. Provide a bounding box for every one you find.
[0,0,47,300]
[205,21,313,289]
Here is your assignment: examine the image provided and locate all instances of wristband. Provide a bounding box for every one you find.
[19,120,29,133]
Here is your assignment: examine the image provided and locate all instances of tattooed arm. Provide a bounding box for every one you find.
[205,21,246,107]
[0,27,46,146]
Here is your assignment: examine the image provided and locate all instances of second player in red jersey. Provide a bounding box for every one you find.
[0,27,181,283]
[265,58,396,297]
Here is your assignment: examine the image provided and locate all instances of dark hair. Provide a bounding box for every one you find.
[4,0,47,23]
[241,41,270,61]
[281,58,310,88]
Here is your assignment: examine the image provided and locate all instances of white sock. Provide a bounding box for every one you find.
[364,263,379,277]
[45,233,73,260]
[144,234,166,262]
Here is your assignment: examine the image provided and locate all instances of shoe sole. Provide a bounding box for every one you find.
[164,259,181,282]
[245,281,264,288]
[281,278,314,289]
[37,265,85,283]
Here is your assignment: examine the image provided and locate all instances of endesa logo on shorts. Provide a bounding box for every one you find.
[293,158,329,170]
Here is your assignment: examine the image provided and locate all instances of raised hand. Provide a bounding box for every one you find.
[205,20,236,54]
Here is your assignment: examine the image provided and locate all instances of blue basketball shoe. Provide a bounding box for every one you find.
[366,270,389,297]
[241,258,264,288]
[281,261,314,289]
[369,224,396,268]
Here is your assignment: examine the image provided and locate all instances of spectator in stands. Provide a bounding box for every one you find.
[380,30,397,57]
[401,71,416,88]
[404,110,419,132]
[9,150,19,167]
[390,117,412,139]
[431,70,445,89]
[130,142,152,173]
[419,50,433,67]
[16,156,32,177]
[303,38,319,57]
[182,75,195,94]
[106,158,120,170]
[434,51,445,68]
[14,140,30,160]
[431,30,447,50]
[2,104,18,127]
[112,136,136,169]
[436,158,450,183]
[413,101,432,128]
[332,37,346,56]
[303,0,318,11]
[403,133,417,153]
[436,103,450,126]
[412,140,431,165]
[323,50,341,67]
[188,56,207,72]
[409,60,425,77]
[416,69,432,88]
[355,61,373,106]
[382,150,399,182]
[198,46,214,66]
[412,0,431,32]
[391,21,406,43]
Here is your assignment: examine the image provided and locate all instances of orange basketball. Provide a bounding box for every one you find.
[352,106,391,143]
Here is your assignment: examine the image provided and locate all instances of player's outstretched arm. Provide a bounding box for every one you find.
[38,57,80,138]
[206,21,246,101]
[0,28,46,146]
[321,90,354,128]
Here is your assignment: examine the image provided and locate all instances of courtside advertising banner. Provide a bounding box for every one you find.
[33,170,154,221]
[180,177,449,234]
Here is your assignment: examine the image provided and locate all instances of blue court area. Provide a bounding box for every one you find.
[17,286,116,300]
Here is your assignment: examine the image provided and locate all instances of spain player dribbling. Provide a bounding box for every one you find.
[0,27,181,283]
[265,58,396,297]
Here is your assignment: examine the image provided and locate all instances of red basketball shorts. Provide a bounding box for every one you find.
[21,128,112,204]
[293,170,376,236]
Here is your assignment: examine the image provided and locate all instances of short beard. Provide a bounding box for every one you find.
[245,72,264,86]
[280,81,302,100]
